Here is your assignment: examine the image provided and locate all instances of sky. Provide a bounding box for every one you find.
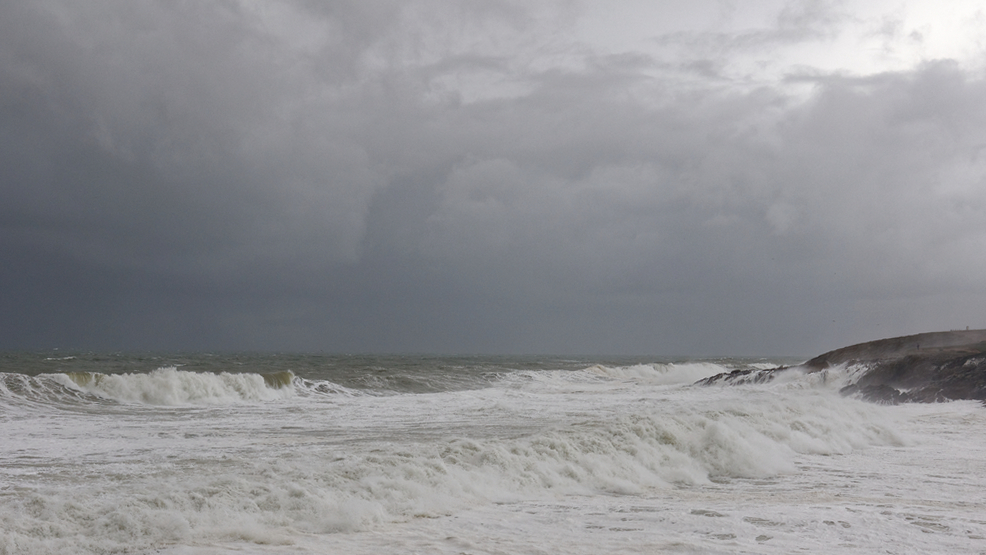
[2,0,986,356]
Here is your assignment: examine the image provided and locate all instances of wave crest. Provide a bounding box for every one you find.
[60,367,296,406]
[586,362,734,385]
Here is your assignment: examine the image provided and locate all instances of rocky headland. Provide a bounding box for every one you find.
[698,329,986,404]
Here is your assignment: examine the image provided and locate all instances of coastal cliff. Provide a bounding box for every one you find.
[699,330,986,403]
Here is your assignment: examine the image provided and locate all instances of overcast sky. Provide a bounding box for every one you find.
[3,0,986,356]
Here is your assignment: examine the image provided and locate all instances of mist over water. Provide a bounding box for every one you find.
[1,353,984,554]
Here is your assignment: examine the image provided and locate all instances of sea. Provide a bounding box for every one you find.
[2,352,985,554]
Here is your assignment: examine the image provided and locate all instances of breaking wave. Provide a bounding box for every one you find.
[584,361,740,385]
[0,388,903,553]
[0,368,299,407]
[58,367,297,405]
[0,368,382,408]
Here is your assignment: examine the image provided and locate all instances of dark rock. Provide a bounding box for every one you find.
[803,330,986,372]
[809,330,986,403]
[698,329,986,403]
[838,383,911,405]
[695,367,779,386]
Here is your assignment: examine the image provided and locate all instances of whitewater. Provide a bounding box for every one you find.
[1,353,985,554]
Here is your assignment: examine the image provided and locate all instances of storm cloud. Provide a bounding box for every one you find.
[3,1,986,355]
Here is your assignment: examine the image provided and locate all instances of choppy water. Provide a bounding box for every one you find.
[1,353,985,554]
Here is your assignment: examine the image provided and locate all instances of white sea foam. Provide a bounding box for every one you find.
[760,362,875,393]
[0,382,905,554]
[2,356,983,555]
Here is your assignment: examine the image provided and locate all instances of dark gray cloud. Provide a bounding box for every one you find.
[2,1,985,355]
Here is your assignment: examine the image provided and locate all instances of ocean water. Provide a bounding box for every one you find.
[2,353,985,554]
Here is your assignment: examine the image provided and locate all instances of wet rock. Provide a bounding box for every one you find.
[838,383,911,405]
[810,330,986,403]
[699,330,986,403]
[695,367,777,386]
